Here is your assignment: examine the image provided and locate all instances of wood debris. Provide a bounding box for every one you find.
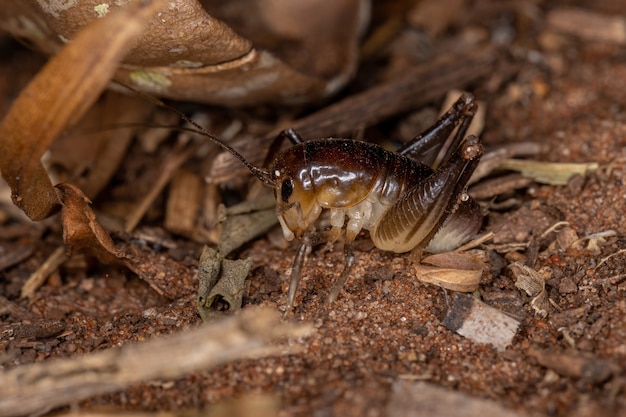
[527,345,621,385]
[442,294,520,352]
[387,380,529,417]
[547,7,626,45]
[165,168,202,237]
[0,308,313,417]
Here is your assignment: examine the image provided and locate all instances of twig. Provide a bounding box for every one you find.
[20,246,68,299]
[0,308,313,417]
[124,140,204,232]
[211,46,496,181]
[540,221,570,239]
[594,248,626,271]
[285,47,495,140]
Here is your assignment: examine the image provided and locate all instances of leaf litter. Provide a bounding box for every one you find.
[1,1,626,417]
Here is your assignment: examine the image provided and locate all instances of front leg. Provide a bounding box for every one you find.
[327,242,356,303]
[284,241,310,315]
[284,227,341,315]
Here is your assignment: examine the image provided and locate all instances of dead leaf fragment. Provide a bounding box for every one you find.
[55,183,121,264]
[510,262,551,317]
[219,192,278,256]
[197,246,252,321]
[55,183,180,298]
[414,252,485,292]
[498,159,598,186]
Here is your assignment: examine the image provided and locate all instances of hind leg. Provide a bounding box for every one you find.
[398,94,477,169]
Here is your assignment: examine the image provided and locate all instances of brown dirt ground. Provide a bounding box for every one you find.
[1,1,626,417]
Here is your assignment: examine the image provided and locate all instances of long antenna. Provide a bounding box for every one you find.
[116,82,275,187]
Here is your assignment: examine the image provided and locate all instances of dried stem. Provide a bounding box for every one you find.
[20,246,68,299]
[210,47,496,181]
[0,308,313,417]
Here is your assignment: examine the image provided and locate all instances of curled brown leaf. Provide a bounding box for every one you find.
[55,183,183,298]
[0,0,369,105]
[55,183,121,264]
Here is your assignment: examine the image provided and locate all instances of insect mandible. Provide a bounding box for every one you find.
[150,92,484,313]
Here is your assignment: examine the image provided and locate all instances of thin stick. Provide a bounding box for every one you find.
[20,246,68,299]
[211,47,496,180]
[540,221,570,239]
[124,140,202,233]
[0,308,313,417]
[285,48,495,139]
[594,248,626,272]
[454,231,495,252]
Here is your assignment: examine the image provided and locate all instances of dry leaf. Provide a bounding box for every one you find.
[510,262,551,318]
[469,142,544,184]
[218,192,277,257]
[55,183,189,298]
[55,183,122,264]
[414,252,485,292]
[0,0,167,220]
[197,246,252,321]
[0,0,369,105]
[497,159,598,186]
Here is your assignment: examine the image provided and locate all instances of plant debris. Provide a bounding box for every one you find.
[414,252,486,292]
[441,293,520,352]
[510,262,552,318]
[197,246,252,321]
[0,0,167,220]
[527,345,621,385]
[388,380,528,417]
[497,159,598,186]
[0,307,312,417]
[1,1,626,416]
[0,0,369,105]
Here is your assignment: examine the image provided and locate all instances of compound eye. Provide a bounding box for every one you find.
[280,178,294,202]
